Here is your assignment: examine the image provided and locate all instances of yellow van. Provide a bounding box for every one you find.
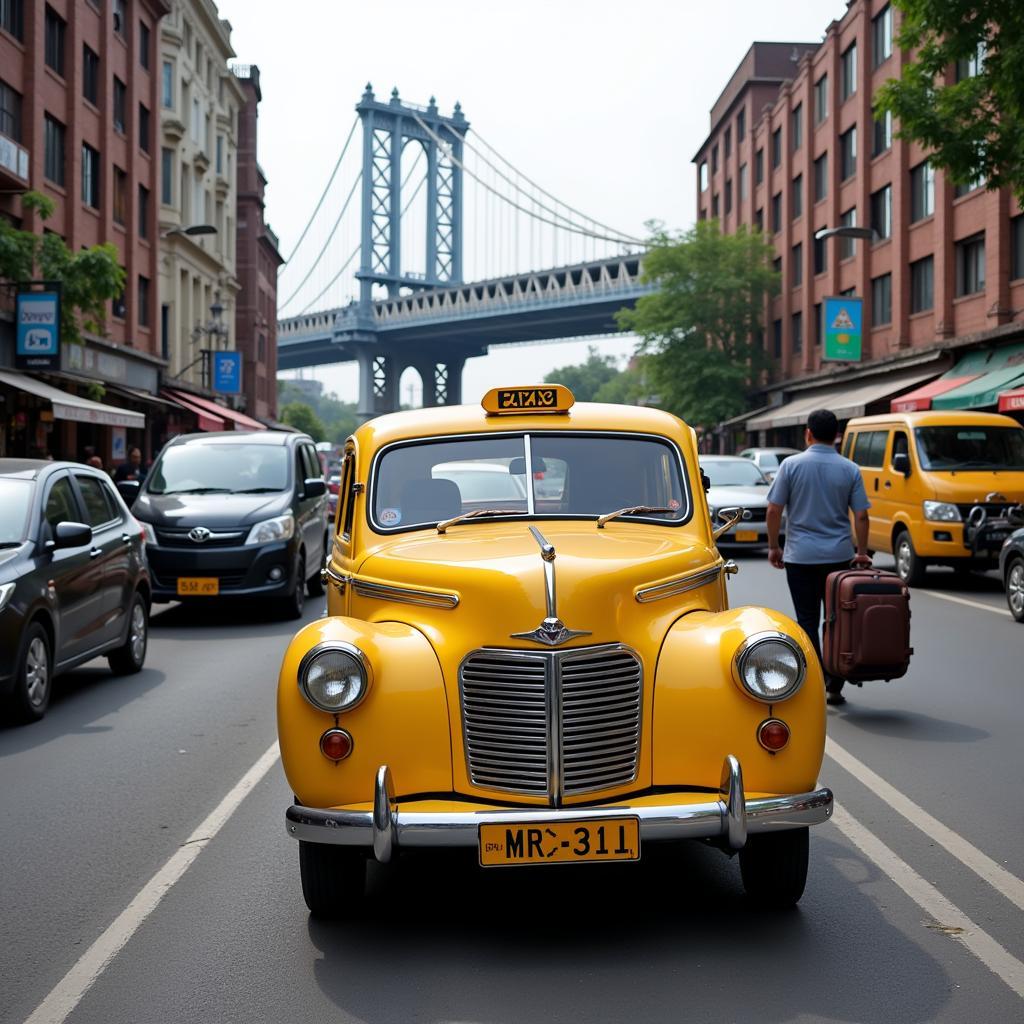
[842,411,1024,585]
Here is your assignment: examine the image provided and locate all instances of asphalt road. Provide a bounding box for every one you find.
[2,556,1022,1024]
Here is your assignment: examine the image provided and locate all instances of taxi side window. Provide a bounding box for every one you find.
[44,477,78,529]
[891,431,909,466]
[852,430,888,468]
[341,452,357,541]
[842,433,855,458]
[75,474,117,527]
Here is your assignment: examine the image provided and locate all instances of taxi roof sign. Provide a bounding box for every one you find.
[482,385,575,415]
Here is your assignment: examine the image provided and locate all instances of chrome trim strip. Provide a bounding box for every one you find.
[634,563,723,603]
[720,754,747,850]
[323,564,349,592]
[350,578,460,608]
[373,765,396,863]
[523,433,536,516]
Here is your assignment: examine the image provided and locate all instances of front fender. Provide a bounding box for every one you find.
[277,617,452,808]
[652,606,825,794]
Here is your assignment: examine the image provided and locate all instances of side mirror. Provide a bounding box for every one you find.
[303,478,327,498]
[892,452,911,477]
[50,521,93,550]
[116,479,141,506]
[700,470,711,493]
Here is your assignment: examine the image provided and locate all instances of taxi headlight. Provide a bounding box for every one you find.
[245,513,295,546]
[298,643,370,712]
[923,500,961,522]
[734,632,806,703]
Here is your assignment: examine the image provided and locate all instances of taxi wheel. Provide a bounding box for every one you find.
[299,840,366,918]
[894,530,927,587]
[738,827,809,908]
[1006,557,1024,623]
[9,622,52,723]
[108,594,148,675]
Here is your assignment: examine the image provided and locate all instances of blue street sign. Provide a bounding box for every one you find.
[16,290,60,369]
[212,351,242,394]
[823,295,863,362]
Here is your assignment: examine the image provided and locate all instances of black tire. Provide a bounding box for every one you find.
[279,553,306,620]
[306,535,327,598]
[108,593,148,675]
[1006,556,1024,623]
[298,840,366,918]
[8,621,52,723]
[894,529,928,587]
[739,827,809,908]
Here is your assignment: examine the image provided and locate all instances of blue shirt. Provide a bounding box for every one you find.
[766,444,870,564]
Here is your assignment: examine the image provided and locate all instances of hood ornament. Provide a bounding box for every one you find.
[511,527,591,647]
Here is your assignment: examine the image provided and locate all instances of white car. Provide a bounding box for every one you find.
[432,461,528,506]
[701,456,781,548]
[738,446,801,481]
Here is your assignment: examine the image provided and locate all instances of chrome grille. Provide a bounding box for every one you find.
[459,645,642,802]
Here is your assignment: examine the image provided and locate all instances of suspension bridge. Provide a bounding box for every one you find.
[276,85,653,417]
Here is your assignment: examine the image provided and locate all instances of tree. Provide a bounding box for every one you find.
[280,401,326,440]
[615,221,779,428]
[874,2,1024,203]
[0,191,125,344]
[544,345,622,401]
[277,380,359,443]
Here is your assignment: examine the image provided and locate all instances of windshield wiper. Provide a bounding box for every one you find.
[950,460,1005,469]
[436,508,522,534]
[232,487,282,494]
[0,541,22,548]
[596,505,675,529]
[161,487,232,495]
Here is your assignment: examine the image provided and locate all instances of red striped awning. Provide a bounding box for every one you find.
[161,389,227,432]
[890,374,982,412]
[999,386,1024,413]
[163,388,266,431]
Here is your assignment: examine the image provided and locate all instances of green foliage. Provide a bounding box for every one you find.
[544,345,622,401]
[592,362,649,404]
[875,1,1024,202]
[277,380,359,443]
[280,401,327,441]
[616,221,779,428]
[0,191,125,345]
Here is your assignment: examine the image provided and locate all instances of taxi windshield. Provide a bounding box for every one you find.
[371,433,689,530]
[147,444,290,495]
[914,426,1024,470]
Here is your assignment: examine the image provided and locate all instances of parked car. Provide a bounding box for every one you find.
[1000,506,1024,622]
[277,385,833,918]
[327,474,342,521]
[0,459,150,723]
[121,430,328,619]
[700,455,780,547]
[738,447,801,481]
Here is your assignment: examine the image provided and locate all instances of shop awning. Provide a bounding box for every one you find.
[890,374,982,412]
[163,389,266,431]
[747,366,939,432]
[931,342,1024,410]
[0,369,145,429]
[998,386,1024,413]
[718,403,775,430]
[160,389,227,432]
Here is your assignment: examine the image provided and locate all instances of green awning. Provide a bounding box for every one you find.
[931,343,1024,410]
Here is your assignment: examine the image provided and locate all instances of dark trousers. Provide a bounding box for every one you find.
[784,561,849,693]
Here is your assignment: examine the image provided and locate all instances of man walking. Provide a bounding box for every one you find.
[765,409,871,705]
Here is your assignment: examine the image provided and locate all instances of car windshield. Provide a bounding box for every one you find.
[0,479,33,544]
[147,444,289,495]
[702,460,768,486]
[372,433,688,530]
[914,426,1024,470]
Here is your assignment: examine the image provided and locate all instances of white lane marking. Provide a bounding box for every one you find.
[827,737,1024,913]
[832,803,1024,1000]
[916,589,1012,617]
[23,741,281,1024]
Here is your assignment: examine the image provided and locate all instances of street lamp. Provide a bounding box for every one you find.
[192,292,230,348]
[814,225,879,243]
[160,224,218,240]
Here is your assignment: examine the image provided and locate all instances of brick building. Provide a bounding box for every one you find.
[231,63,282,422]
[694,1,1024,446]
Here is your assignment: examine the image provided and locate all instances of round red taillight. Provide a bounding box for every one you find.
[320,728,353,762]
[758,718,790,752]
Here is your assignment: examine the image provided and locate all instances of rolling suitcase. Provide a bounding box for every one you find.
[823,568,913,682]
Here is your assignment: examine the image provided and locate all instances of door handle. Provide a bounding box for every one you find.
[121,533,132,544]
[873,478,879,491]
[89,547,102,559]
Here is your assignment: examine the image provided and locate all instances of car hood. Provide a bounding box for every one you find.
[132,491,289,528]
[925,471,1024,505]
[0,543,29,577]
[705,485,772,508]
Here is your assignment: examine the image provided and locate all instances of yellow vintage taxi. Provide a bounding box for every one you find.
[277,386,833,916]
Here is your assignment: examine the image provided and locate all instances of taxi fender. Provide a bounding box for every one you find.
[652,606,825,795]
[277,616,452,809]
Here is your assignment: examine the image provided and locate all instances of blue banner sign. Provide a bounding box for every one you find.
[823,295,863,362]
[212,350,242,394]
[16,290,61,370]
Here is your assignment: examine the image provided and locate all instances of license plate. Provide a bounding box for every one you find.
[734,530,760,542]
[479,817,640,867]
[177,577,219,596]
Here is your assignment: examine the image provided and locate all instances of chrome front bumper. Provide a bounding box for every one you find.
[285,756,834,863]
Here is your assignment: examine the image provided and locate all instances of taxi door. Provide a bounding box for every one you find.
[878,428,914,548]
[850,428,891,551]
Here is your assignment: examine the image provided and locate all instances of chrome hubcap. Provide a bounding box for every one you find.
[897,540,912,578]
[25,637,49,708]
[1009,563,1024,616]
[129,602,146,663]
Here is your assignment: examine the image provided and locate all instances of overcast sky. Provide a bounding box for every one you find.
[216,0,849,407]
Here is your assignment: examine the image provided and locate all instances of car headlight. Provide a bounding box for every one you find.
[245,513,295,546]
[0,582,15,613]
[734,632,806,702]
[298,642,370,712]
[923,501,961,522]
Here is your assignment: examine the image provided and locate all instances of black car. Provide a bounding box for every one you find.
[122,430,328,618]
[0,460,151,723]
[999,506,1024,622]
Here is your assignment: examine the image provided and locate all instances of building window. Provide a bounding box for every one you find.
[138,276,150,327]
[44,113,65,186]
[840,126,857,180]
[771,127,782,168]
[711,144,718,175]
[737,107,745,141]
[839,206,858,260]
[754,148,763,185]
[725,179,732,214]
[841,43,857,102]
[139,103,150,153]
[724,126,731,159]
[191,97,201,143]
[773,318,783,358]
[44,5,66,77]
[162,61,174,109]
[771,191,782,233]
[139,20,151,69]
[873,4,893,67]
[0,79,22,141]
[791,103,802,150]
[814,75,828,124]
[113,166,127,225]
[813,153,828,202]
[216,135,224,175]
[113,76,127,133]
[699,160,708,192]
[792,311,803,353]
[1,0,24,40]
[138,184,150,239]
[81,144,100,208]
[160,147,173,205]
[792,174,803,218]
[754,207,763,232]
[956,42,985,81]
[814,303,823,346]
[1012,215,1024,280]
[792,243,803,287]
[910,161,935,222]
[873,109,892,155]
[112,0,126,37]
[711,192,719,218]
[814,233,827,275]
[82,45,99,105]
[910,256,934,312]
[871,184,892,239]
[739,163,748,201]
[955,233,985,296]
[954,173,985,198]
[871,273,892,326]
